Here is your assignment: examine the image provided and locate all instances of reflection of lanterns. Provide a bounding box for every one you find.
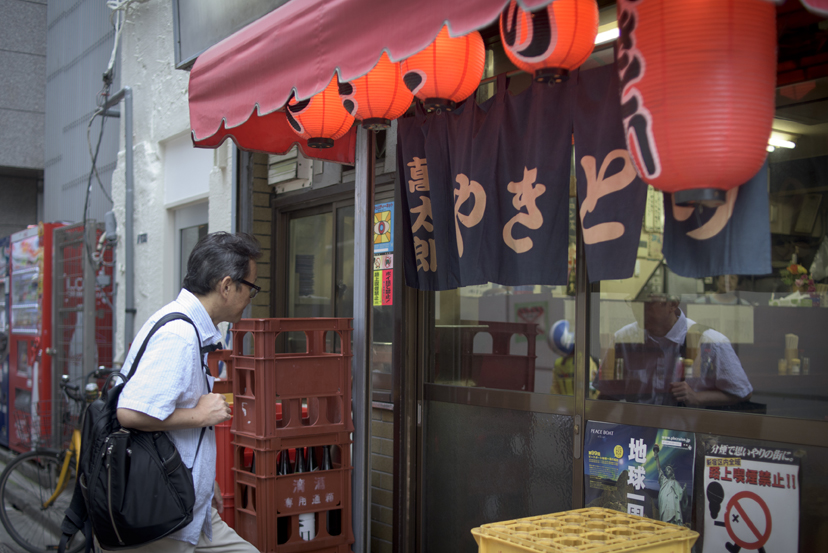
[339,53,414,130]
[617,0,776,205]
[287,77,355,148]
[400,27,485,112]
[500,0,599,83]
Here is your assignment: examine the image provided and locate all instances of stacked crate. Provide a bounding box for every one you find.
[229,318,355,553]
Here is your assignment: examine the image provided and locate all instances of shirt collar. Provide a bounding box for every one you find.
[661,309,687,345]
[174,289,222,346]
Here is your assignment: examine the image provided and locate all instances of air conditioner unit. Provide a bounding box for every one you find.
[268,146,312,193]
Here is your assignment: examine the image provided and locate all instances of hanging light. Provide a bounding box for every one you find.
[287,77,355,149]
[338,53,414,130]
[617,0,776,206]
[500,0,599,83]
[400,26,486,112]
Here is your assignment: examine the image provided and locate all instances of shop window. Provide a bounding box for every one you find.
[591,76,828,421]
[428,198,583,395]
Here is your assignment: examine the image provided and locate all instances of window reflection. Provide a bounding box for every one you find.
[431,284,591,395]
[592,75,828,421]
[594,293,753,408]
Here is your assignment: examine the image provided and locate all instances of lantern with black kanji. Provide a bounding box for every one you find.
[617,0,776,205]
[399,26,486,112]
[339,53,414,130]
[287,77,355,148]
[500,0,599,83]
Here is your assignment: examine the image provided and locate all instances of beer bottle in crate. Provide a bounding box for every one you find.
[277,450,293,544]
[295,448,316,541]
[322,445,341,536]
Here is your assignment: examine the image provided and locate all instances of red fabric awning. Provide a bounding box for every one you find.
[188,0,554,162]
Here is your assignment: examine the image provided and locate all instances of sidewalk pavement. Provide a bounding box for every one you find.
[0,445,32,553]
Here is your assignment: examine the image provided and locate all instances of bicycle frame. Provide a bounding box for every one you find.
[43,427,81,508]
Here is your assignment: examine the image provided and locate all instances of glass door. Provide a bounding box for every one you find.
[418,201,582,553]
[282,193,397,392]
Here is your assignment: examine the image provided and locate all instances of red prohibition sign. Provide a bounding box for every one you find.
[725,491,772,550]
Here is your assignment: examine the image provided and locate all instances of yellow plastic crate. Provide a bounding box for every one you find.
[471,507,698,553]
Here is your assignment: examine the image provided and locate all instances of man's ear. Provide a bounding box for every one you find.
[218,276,234,298]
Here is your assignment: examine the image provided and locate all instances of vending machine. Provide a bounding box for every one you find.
[0,236,10,447]
[8,223,62,452]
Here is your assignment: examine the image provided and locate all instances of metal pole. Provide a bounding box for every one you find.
[122,88,134,351]
[352,127,375,553]
[83,222,97,379]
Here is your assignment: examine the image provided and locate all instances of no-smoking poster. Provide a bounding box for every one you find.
[703,442,800,552]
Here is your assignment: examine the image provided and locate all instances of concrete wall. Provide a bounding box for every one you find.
[1,0,46,235]
[44,0,117,223]
[110,0,234,361]
[0,0,46,171]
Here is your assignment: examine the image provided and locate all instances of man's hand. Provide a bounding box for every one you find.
[117,393,231,431]
[213,481,224,514]
[670,381,700,406]
[197,393,232,427]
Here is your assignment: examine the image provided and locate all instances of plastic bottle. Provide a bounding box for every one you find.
[322,445,341,536]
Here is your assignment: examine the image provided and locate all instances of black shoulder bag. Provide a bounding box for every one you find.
[60,312,213,552]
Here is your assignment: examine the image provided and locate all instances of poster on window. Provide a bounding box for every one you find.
[374,202,394,254]
[702,441,800,553]
[584,421,695,527]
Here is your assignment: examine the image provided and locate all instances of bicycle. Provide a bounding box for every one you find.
[0,368,115,553]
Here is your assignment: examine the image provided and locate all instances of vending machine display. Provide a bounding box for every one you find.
[0,236,10,446]
[8,224,62,452]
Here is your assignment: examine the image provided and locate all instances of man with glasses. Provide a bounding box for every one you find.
[116,231,261,553]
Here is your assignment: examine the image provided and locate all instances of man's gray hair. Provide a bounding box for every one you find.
[183,232,262,295]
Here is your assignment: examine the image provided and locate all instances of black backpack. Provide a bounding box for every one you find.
[60,313,209,552]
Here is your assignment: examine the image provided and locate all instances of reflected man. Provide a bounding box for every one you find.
[597,294,752,407]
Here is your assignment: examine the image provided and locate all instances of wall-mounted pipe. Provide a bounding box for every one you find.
[99,86,134,353]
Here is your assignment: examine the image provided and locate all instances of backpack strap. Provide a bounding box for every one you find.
[124,311,211,463]
[58,477,93,553]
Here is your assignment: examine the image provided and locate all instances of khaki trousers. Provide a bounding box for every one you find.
[99,508,258,553]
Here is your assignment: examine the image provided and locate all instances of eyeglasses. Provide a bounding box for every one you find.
[238,278,261,299]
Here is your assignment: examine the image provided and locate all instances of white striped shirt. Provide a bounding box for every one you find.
[118,289,222,544]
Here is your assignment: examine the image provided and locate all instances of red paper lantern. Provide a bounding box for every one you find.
[500,0,599,83]
[339,53,414,130]
[287,77,355,149]
[400,27,486,112]
[617,0,776,205]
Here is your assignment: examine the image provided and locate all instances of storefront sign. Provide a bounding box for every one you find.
[397,74,572,290]
[574,64,649,282]
[703,442,799,553]
[398,64,658,290]
[584,421,695,526]
[662,161,772,278]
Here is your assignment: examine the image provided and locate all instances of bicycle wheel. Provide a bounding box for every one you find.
[0,449,87,553]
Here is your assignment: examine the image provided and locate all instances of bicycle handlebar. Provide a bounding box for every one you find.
[61,367,122,405]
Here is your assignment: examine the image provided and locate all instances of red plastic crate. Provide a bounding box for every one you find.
[219,492,235,529]
[232,318,353,358]
[230,318,354,439]
[216,405,234,493]
[232,435,353,552]
[234,477,353,553]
